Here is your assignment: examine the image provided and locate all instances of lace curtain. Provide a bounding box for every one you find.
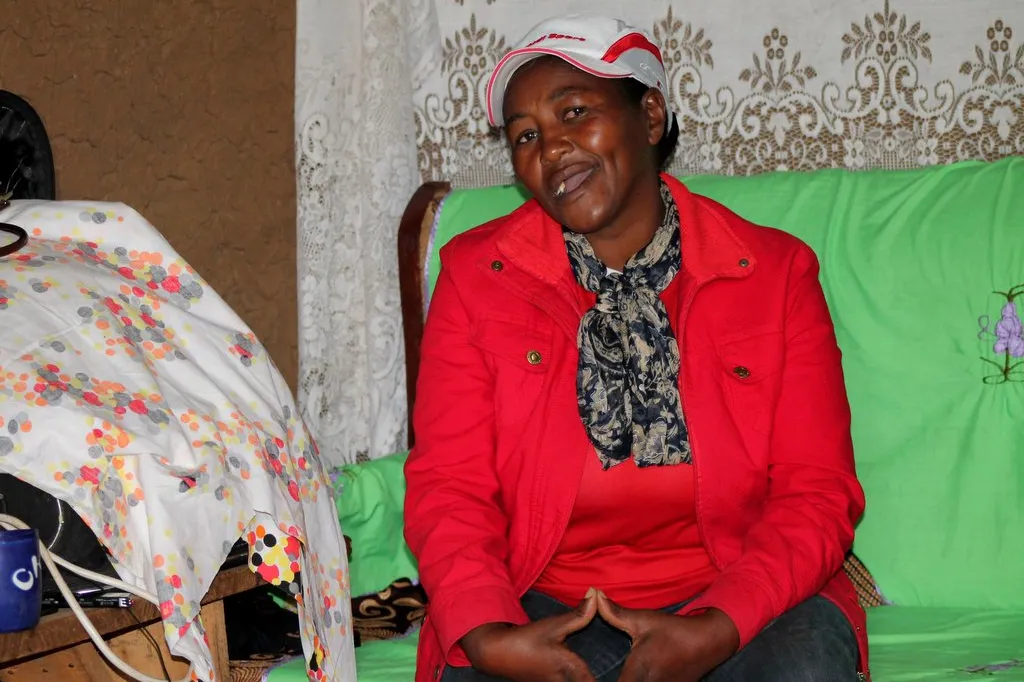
[297,0,1023,465]
[296,0,439,465]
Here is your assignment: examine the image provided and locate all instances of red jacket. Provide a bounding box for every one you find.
[404,175,868,682]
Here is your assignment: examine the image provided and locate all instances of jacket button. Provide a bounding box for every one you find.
[739,258,750,267]
[526,350,542,365]
[733,366,751,379]
[490,260,504,271]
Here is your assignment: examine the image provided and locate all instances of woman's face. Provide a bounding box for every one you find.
[502,57,666,237]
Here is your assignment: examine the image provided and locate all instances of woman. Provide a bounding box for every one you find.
[405,13,867,682]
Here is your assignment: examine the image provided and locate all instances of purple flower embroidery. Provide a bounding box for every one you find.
[994,302,1024,357]
[979,285,1024,384]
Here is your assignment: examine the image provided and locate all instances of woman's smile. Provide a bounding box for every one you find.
[551,165,596,201]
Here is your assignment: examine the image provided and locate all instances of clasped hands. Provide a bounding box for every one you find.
[459,589,740,682]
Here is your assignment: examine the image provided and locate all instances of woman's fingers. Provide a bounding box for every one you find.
[546,587,599,641]
[594,590,637,637]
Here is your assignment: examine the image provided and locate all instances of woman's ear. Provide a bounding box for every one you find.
[642,89,669,147]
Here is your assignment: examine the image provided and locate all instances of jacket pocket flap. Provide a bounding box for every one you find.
[716,330,783,384]
[471,318,552,373]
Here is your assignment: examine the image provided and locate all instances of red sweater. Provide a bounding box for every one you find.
[405,175,868,682]
[533,455,718,609]
[533,276,718,609]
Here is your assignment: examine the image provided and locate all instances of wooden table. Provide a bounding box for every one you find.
[0,564,262,681]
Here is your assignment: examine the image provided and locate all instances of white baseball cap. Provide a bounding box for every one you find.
[486,14,673,129]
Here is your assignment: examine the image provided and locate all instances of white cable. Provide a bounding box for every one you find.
[0,514,194,682]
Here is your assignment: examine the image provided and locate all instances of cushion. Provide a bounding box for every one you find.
[351,577,426,646]
[422,158,1024,609]
[333,450,418,598]
[267,608,1024,682]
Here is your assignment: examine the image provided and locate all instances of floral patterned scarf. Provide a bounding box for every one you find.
[563,182,692,468]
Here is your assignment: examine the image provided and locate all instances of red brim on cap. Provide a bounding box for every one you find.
[486,47,633,128]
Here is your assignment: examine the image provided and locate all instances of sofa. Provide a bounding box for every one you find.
[270,157,1024,682]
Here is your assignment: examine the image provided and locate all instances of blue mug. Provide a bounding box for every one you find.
[0,529,42,632]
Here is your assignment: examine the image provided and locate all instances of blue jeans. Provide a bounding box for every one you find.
[441,591,858,682]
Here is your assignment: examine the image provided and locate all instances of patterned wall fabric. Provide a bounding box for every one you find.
[415,0,1024,187]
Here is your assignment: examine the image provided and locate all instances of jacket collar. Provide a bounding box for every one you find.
[495,173,755,283]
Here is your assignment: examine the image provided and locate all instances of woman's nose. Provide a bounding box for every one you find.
[540,131,572,164]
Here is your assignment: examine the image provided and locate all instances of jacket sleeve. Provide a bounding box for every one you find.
[679,243,865,647]
[403,244,530,664]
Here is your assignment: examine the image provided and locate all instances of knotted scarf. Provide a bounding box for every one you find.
[563,182,691,468]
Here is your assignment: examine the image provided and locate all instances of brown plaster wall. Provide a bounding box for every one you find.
[2,2,298,389]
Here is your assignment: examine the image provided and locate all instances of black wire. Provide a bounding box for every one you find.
[127,606,174,681]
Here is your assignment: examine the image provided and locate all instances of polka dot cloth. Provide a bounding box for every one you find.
[0,201,356,681]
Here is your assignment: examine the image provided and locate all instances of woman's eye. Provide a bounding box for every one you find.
[564,107,586,120]
[514,130,537,146]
